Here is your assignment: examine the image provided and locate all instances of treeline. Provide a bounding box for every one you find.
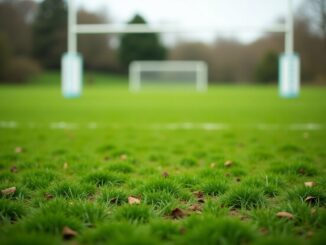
[170,17,326,83]
[0,0,325,84]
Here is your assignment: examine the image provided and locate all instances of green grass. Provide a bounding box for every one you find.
[0,72,326,244]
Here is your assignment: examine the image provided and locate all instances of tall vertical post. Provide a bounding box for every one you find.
[61,0,82,98]
[68,0,77,53]
[279,0,300,98]
[285,0,294,54]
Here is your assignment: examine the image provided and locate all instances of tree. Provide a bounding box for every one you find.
[32,0,67,69]
[0,1,33,56]
[0,33,11,80]
[305,0,326,41]
[118,14,166,70]
[0,1,40,83]
[255,51,278,83]
[78,9,118,72]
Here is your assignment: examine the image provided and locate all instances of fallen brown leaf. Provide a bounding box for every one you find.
[224,160,233,167]
[235,177,241,182]
[128,196,141,205]
[120,154,128,160]
[304,196,317,204]
[229,209,240,216]
[303,132,310,139]
[15,147,23,153]
[189,204,202,212]
[304,181,316,187]
[44,193,54,200]
[260,227,269,235]
[162,171,169,178]
[193,191,204,198]
[276,211,294,219]
[10,166,18,173]
[171,208,186,219]
[298,168,305,175]
[88,195,96,201]
[197,197,205,203]
[193,191,205,203]
[1,186,16,196]
[307,230,314,238]
[62,226,78,240]
[179,227,186,234]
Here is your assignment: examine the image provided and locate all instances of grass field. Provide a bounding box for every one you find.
[0,73,326,244]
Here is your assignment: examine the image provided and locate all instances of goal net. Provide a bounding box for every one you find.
[129,61,208,92]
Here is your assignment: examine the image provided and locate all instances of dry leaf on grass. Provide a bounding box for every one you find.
[171,208,186,219]
[304,181,316,187]
[62,226,78,240]
[15,147,23,153]
[304,196,317,204]
[193,191,205,203]
[276,211,294,219]
[1,187,16,196]
[63,162,68,169]
[44,193,54,200]
[162,171,169,178]
[197,198,205,203]
[120,154,128,160]
[229,209,240,216]
[193,191,204,198]
[260,227,269,235]
[311,208,317,215]
[179,227,186,234]
[10,166,18,173]
[298,168,306,175]
[210,163,216,168]
[128,196,141,205]
[224,160,233,167]
[189,204,202,212]
[307,230,314,237]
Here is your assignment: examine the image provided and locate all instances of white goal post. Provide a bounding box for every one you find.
[62,0,300,98]
[129,61,208,92]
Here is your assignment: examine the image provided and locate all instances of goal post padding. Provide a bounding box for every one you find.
[279,53,300,98]
[61,52,83,98]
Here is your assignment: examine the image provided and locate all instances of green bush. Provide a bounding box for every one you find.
[0,32,11,81]
[255,51,278,83]
[6,57,41,83]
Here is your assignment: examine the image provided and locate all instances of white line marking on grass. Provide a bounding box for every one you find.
[0,121,18,128]
[257,124,280,130]
[201,123,230,131]
[151,123,230,131]
[87,122,98,129]
[0,121,324,131]
[50,122,78,130]
[289,123,323,131]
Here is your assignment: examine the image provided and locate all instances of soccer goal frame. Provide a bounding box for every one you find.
[129,61,208,92]
[62,0,299,98]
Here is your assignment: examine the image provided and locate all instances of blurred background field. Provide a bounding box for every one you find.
[1,72,326,125]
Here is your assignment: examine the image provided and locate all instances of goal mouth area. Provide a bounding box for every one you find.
[129,61,208,92]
